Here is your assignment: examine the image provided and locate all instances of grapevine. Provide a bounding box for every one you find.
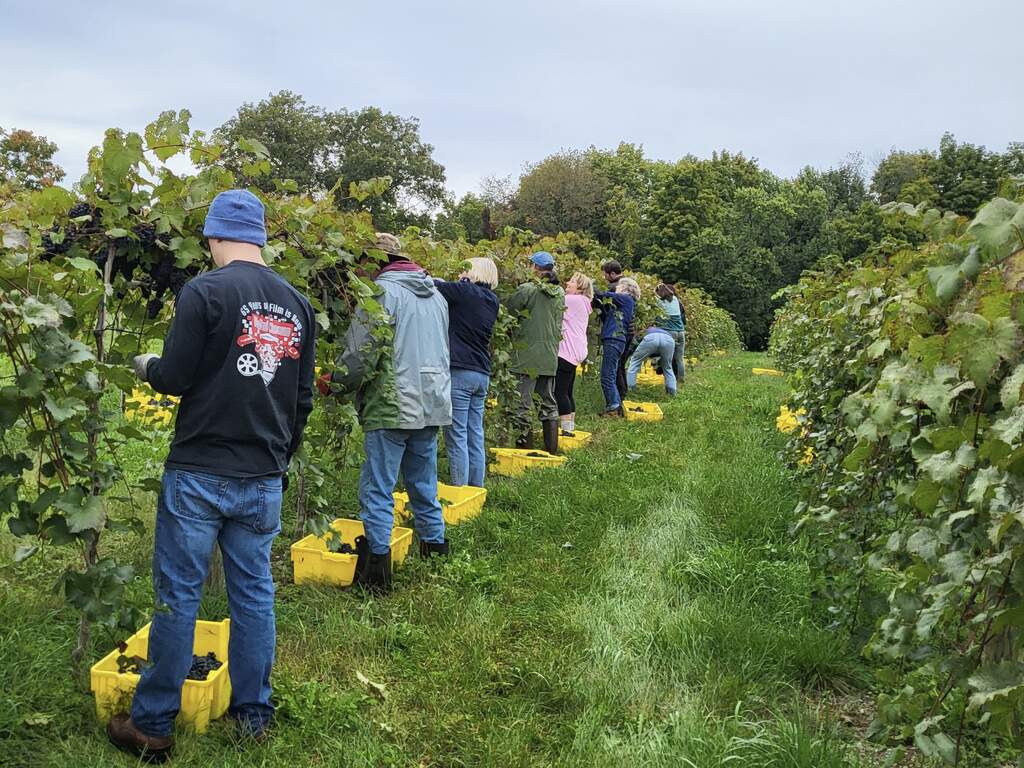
[771,197,1024,763]
[0,108,742,687]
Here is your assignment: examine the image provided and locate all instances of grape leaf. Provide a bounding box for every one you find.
[966,198,1024,260]
[967,661,1024,709]
[55,491,105,534]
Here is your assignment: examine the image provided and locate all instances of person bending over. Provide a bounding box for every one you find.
[627,325,678,396]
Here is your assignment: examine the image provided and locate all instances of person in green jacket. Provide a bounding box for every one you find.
[506,251,565,454]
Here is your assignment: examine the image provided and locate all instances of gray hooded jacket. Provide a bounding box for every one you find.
[333,268,452,431]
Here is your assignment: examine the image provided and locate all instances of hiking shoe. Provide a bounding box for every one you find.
[106,714,173,764]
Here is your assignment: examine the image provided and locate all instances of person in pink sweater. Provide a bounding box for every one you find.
[554,272,594,436]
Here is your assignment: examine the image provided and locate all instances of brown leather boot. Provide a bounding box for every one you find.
[107,713,173,763]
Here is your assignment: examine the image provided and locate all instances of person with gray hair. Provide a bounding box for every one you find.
[613,277,642,405]
[434,257,500,487]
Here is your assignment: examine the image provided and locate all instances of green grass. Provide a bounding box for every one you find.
[0,353,871,767]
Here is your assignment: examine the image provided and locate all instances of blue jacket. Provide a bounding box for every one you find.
[594,291,636,342]
[435,279,499,375]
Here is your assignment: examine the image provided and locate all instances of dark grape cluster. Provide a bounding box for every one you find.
[327,539,357,555]
[68,202,93,219]
[38,200,198,318]
[41,232,73,257]
[135,223,157,247]
[186,652,223,681]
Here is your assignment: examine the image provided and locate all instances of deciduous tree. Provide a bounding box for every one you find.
[0,127,65,189]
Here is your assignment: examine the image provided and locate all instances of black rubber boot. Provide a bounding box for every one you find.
[419,539,451,558]
[542,419,559,455]
[353,535,392,594]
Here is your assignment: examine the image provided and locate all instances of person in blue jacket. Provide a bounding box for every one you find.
[593,277,638,417]
[434,258,500,488]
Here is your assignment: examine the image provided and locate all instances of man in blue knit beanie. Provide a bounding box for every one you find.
[107,190,316,761]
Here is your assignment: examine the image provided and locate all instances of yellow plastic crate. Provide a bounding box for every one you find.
[91,619,231,733]
[124,387,179,428]
[635,370,664,387]
[291,518,413,587]
[623,400,664,422]
[558,430,592,451]
[394,484,487,525]
[489,448,567,477]
[438,483,487,523]
[393,491,410,523]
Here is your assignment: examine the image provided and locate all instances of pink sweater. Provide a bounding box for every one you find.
[558,294,593,365]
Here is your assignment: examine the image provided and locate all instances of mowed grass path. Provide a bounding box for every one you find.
[0,353,868,767]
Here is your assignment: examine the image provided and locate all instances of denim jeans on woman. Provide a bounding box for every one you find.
[444,367,490,487]
[627,333,678,395]
[600,338,626,410]
[360,427,446,554]
[131,469,282,738]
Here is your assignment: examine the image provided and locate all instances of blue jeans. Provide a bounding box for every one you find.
[600,339,626,410]
[444,368,489,487]
[627,333,678,395]
[360,427,446,554]
[132,469,282,738]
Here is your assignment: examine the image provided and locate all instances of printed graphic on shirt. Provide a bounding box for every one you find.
[236,301,303,386]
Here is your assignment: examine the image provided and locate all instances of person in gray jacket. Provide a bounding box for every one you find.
[321,233,452,592]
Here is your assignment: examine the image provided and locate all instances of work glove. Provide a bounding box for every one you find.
[316,372,333,397]
[133,353,160,382]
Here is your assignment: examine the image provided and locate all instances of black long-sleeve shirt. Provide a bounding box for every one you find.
[146,260,316,478]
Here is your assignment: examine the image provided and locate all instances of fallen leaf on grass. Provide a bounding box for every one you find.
[561,542,574,550]
[356,670,388,701]
[626,452,643,462]
[23,713,54,727]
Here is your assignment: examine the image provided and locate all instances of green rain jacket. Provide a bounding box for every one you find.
[506,277,565,377]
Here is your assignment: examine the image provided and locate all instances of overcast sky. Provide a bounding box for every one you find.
[2,0,1022,198]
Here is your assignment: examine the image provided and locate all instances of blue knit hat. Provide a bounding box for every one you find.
[203,190,267,246]
[530,251,554,269]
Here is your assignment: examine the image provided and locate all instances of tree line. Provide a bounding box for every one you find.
[4,91,1022,349]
